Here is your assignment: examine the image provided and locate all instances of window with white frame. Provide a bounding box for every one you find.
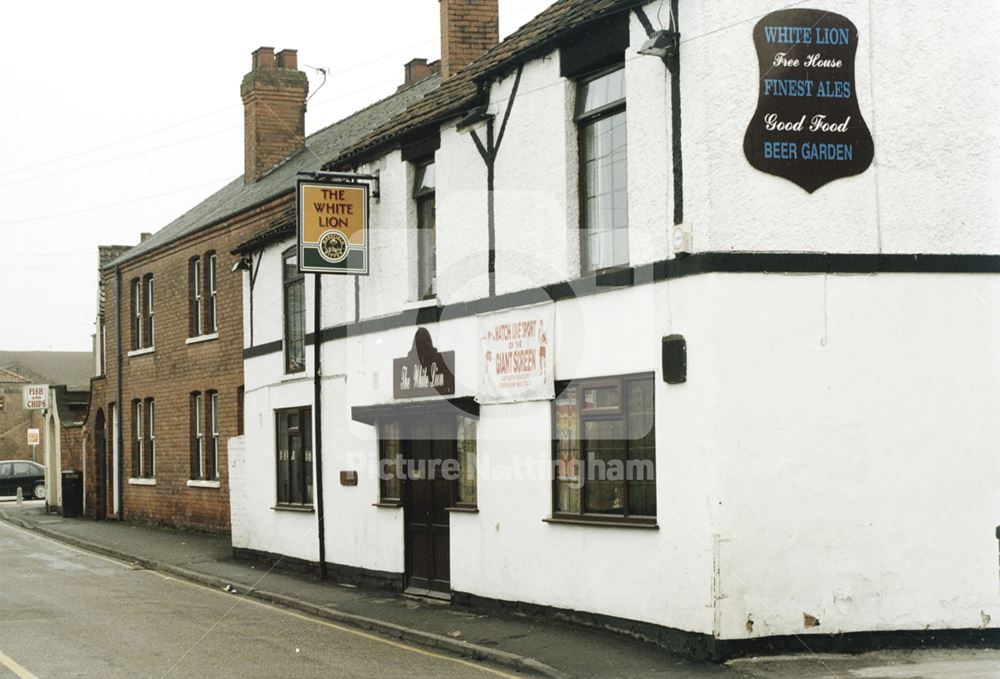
[189,257,202,337]
[132,399,142,477]
[190,392,203,479]
[208,391,219,481]
[144,274,154,347]
[206,252,217,334]
[146,398,156,478]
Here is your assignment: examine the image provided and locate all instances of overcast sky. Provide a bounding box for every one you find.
[0,0,555,352]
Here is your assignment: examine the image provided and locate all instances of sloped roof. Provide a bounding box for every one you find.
[0,367,28,384]
[0,352,91,391]
[329,0,644,169]
[108,75,441,269]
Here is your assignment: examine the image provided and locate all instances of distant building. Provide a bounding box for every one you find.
[0,351,91,508]
[81,46,439,529]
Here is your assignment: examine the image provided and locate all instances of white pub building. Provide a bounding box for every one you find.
[229,0,1000,659]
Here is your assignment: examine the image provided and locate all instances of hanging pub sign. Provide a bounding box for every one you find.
[477,304,554,404]
[393,327,456,399]
[297,179,370,274]
[743,9,874,193]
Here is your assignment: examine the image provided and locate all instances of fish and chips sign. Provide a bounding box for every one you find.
[297,179,370,275]
[478,305,554,404]
[22,384,49,410]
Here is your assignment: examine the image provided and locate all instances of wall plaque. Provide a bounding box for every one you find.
[744,9,874,192]
[393,328,456,399]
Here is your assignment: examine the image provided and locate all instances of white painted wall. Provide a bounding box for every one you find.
[679,0,1000,255]
[707,273,1000,639]
[232,0,1000,642]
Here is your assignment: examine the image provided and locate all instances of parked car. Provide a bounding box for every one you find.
[0,460,45,500]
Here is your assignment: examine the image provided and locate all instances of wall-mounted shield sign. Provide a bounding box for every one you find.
[297,179,369,274]
[743,9,874,193]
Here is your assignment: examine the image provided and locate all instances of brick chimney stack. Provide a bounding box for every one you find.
[439,0,499,79]
[241,47,309,184]
[399,58,441,91]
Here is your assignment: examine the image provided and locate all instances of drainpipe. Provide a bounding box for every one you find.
[669,0,683,225]
[115,265,124,521]
[313,274,326,579]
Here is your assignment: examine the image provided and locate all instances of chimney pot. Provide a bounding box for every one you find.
[140,232,152,243]
[241,47,308,183]
[276,49,298,70]
[252,46,275,70]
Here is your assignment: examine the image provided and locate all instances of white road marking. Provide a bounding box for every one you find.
[0,649,39,679]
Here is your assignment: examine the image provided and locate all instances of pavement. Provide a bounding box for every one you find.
[2,502,998,679]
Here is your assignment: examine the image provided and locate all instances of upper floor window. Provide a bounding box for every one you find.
[206,252,218,334]
[144,274,154,347]
[577,66,628,274]
[283,247,305,373]
[413,159,436,299]
[130,278,142,350]
[189,257,202,337]
[129,275,154,351]
[552,372,655,522]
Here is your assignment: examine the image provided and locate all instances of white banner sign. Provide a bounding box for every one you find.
[27,428,40,446]
[22,384,48,410]
[478,304,554,404]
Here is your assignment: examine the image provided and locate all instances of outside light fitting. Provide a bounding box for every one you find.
[638,30,680,60]
[232,255,253,273]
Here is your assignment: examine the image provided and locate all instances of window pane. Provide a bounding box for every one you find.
[554,386,581,513]
[582,385,620,411]
[457,417,477,505]
[581,109,628,272]
[583,419,626,514]
[627,379,656,516]
[379,420,402,501]
[303,411,313,505]
[417,196,436,299]
[277,413,290,504]
[413,160,436,196]
[578,67,625,117]
[285,274,305,373]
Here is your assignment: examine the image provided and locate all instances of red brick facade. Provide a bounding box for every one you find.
[84,198,295,529]
[439,0,499,78]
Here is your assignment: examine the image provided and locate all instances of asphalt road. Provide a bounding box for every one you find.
[0,520,527,679]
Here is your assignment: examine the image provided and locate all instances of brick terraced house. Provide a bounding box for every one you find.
[82,48,439,529]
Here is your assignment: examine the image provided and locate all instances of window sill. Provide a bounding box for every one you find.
[372,501,402,509]
[281,371,309,383]
[543,515,658,529]
[272,504,314,513]
[127,347,155,358]
[445,506,479,514]
[186,332,219,345]
[186,479,221,489]
[128,478,156,486]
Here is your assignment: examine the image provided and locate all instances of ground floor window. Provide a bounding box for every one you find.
[376,414,477,508]
[276,407,313,506]
[552,372,656,521]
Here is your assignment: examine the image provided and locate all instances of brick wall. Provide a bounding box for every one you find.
[83,195,295,530]
[440,0,499,78]
[241,48,308,182]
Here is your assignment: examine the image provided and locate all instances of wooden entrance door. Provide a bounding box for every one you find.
[404,419,454,596]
